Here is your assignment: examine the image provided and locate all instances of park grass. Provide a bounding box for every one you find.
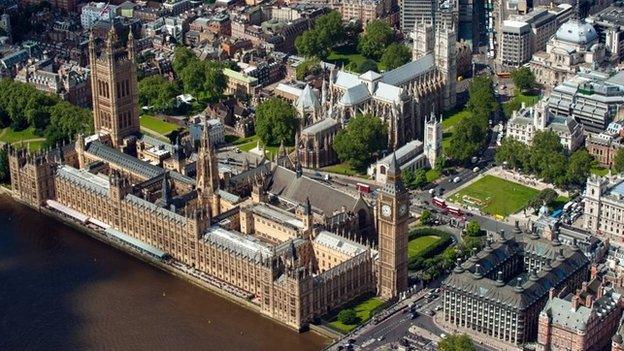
[234,134,292,159]
[449,175,540,217]
[408,235,441,260]
[440,110,471,154]
[24,139,45,151]
[514,92,540,107]
[591,166,610,177]
[322,162,367,177]
[328,296,384,333]
[426,168,442,182]
[0,127,40,144]
[327,46,379,72]
[139,115,180,135]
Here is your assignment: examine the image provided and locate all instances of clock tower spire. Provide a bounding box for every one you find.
[376,153,410,299]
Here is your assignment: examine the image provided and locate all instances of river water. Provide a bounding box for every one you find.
[0,196,329,351]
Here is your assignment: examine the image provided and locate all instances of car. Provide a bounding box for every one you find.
[453,177,461,183]
[427,310,435,316]
[410,312,418,319]
[348,339,356,344]
[435,305,443,311]
[473,167,480,173]
[377,336,385,342]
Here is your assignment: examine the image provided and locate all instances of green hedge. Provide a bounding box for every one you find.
[408,227,453,270]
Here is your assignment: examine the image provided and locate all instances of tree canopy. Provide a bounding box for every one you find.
[446,116,486,163]
[403,168,427,189]
[295,57,322,80]
[528,188,559,210]
[44,101,93,147]
[333,114,388,170]
[380,43,411,70]
[438,334,476,351]
[464,220,482,237]
[511,67,536,92]
[337,309,358,325]
[467,75,498,122]
[614,148,624,174]
[139,75,181,113]
[255,98,299,146]
[172,46,226,103]
[358,20,394,60]
[295,11,344,59]
[348,58,379,73]
[496,132,594,188]
[0,78,93,146]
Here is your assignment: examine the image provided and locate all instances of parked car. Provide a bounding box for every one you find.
[453,177,461,183]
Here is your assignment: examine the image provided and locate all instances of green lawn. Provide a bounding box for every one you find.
[233,134,292,159]
[139,115,180,135]
[591,166,610,177]
[440,110,471,154]
[322,162,366,177]
[408,235,441,260]
[442,110,470,130]
[449,175,540,217]
[0,127,40,144]
[328,297,384,333]
[327,47,380,72]
[514,92,540,107]
[425,168,442,182]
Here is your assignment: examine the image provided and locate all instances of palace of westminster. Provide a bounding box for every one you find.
[7,26,434,330]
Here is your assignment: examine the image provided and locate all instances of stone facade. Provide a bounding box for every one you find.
[442,225,589,347]
[89,28,140,149]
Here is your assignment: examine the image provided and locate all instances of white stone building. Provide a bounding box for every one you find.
[506,97,585,151]
[81,2,117,29]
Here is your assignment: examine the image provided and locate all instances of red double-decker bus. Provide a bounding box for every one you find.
[356,183,371,193]
[432,197,447,209]
[447,205,464,218]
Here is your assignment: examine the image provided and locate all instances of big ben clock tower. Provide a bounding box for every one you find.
[377,154,410,299]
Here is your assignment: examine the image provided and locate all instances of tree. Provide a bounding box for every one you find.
[295,57,321,80]
[333,114,388,170]
[614,148,624,174]
[172,46,196,76]
[44,101,93,147]
[528,188,559,210]
[343,20,363,49]
[357,59,378,73]
[511,67,536,92]
[0,145,9,183]
[314,11,344,46]
[438,334,476,351]
[172,47,227,103]
[255,98,299,146]
[464,220,482,237]
[446,116,486,163]
[467,75,498,123]
[403,168,427,189]
[358,20,394,60]
[567,149,594,187]
[337,309,358,325]
[495,137,529,170]
[295,30,325,58]
[139,75,180,113]
[528,130,565,175]
[380,43,411,70]
[420,209,431,225]
[295,11,344,59]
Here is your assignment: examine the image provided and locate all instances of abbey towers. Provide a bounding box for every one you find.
[89,27,140,150]
[412,17,457,111]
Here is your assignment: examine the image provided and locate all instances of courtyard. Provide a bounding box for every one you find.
[448,175,541,217]
[407,235,442,260]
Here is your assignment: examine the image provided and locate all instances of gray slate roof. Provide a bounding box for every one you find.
[267,166,363,215]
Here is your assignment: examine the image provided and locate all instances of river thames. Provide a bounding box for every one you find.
[0,196,330,351]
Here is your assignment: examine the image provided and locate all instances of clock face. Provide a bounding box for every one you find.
[399,204,408,216]
[382,204,392,217]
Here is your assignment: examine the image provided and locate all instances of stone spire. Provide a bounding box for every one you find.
[197,117,220,194]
